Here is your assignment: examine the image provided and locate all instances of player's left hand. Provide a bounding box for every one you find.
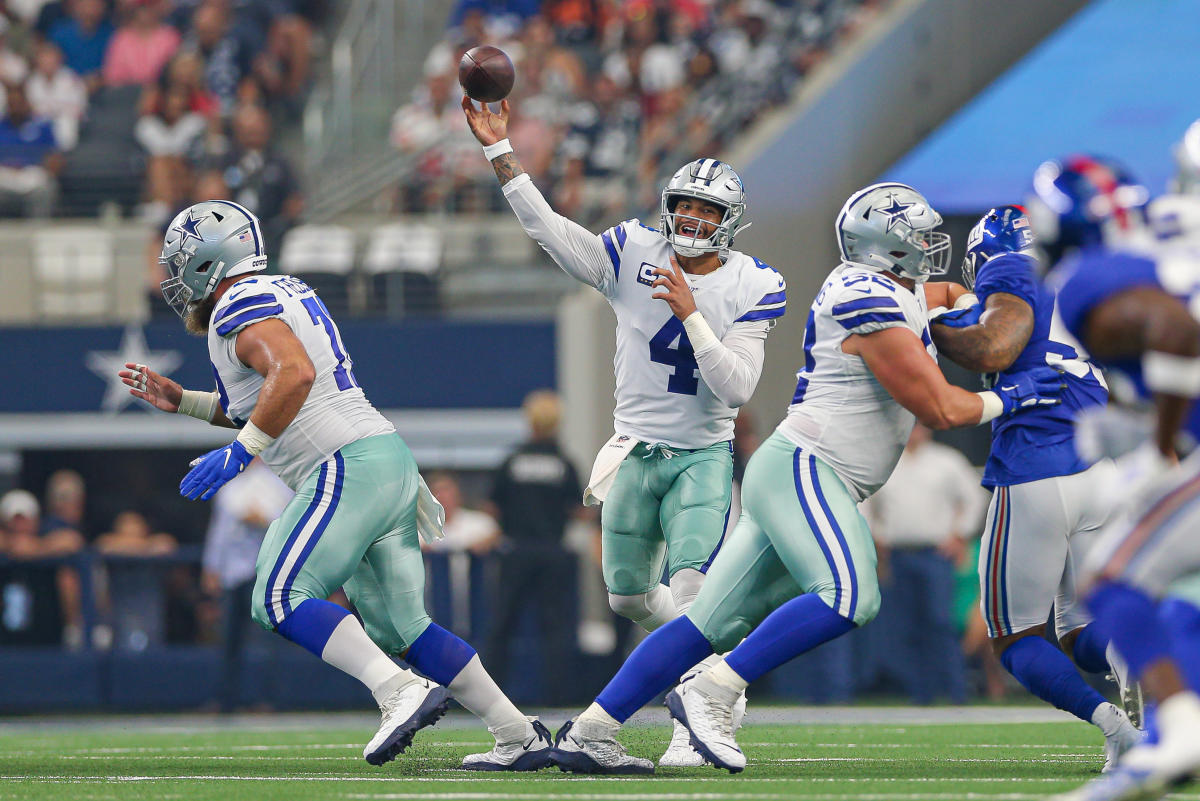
[930,303,983,328]
[993,365,1066,415]
[180,440,254,501]
[651,255,698,320]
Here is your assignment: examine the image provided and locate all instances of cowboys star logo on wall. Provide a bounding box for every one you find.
[173,210,207,245]
[875,194,916,232]
[86,326,182,413]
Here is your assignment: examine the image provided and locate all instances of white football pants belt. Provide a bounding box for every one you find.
[583,433,638,506]
[416,474,446,545]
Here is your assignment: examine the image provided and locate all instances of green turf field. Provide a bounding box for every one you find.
[1,712,1197,801]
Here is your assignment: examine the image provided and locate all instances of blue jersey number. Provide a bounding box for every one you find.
[300,296,358,391]
[649,317,699,395]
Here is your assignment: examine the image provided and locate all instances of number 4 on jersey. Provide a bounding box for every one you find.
[649,317,699,395]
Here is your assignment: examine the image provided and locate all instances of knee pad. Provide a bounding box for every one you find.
[608,583,678,632]
[669,568,705,616]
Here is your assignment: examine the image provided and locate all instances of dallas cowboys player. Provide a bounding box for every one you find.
[532,182,1064,774]
[1042,154,1200,801]
[119,201,552,771]
[930,203,1140,769]
[463,98,784,766]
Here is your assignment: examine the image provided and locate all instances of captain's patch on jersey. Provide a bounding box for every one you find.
[637,262,659,286]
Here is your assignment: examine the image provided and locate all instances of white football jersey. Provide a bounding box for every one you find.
[207,274,394,490]
[776,264,935,501]
[598,219,787,448]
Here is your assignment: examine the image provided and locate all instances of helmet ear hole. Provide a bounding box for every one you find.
[888,250,907,259]
[195,260,213,274]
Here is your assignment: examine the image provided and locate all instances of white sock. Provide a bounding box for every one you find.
[681,652,723,683]
[577,702,621,729]
[319,616,417,704]
[703,659,750,695]
[1157,691,1200,740]
[447,654,528,741]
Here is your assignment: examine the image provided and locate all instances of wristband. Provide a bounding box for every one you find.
[1143,351,1200,398]
[681,311,720,353]
[482,138,513,160]
[178,389,219,422]
[976,391,1004,424]
[235,420,276,456]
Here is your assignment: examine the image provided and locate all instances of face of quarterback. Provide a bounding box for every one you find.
[671,197,724,241]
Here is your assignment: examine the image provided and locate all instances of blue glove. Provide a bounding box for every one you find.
[180,440,254,501]
[930,303,983,328]
[993,366,1066,415]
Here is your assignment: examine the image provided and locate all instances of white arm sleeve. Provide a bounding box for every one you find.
[502,173,616,294]
[692,320,770,408]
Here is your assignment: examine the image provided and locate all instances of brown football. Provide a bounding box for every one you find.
[458,45,515,103]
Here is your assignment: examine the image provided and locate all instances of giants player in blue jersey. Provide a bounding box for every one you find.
[930,199,1140,770]
[1030,154,1200,801]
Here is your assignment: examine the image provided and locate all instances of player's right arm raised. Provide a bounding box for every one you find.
[462,96,616,293]
[845,327,1064,429]
[120,361,238,428]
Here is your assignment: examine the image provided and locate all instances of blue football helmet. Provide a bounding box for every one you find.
[961,205,1035,290]
[1025,155,1150,258]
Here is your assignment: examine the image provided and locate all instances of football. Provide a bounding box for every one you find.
[458,45,515,103]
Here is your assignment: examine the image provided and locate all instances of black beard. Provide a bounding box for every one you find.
[183,295,217,336]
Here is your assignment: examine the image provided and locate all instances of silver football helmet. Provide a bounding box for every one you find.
[1171,119,1200,195]
[160,200,268,318]
[659,158,749,258]
[836,182,951,282]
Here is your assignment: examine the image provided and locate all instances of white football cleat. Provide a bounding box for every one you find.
[1094,702,1143,772]
[665,682,745,773]
[363,677,451,766]
[548,718,654,774]
[659,690,746,767]
[460,718,553,771]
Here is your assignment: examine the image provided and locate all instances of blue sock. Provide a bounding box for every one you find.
[1160,597,1200,692]
[1000,635,1106,722]
[1071,622,1111,674]
[275,598,351,657]
[1088,582,1172,679]
[724,594,855,684]
[404,624,477,687]
[595,616,713,723]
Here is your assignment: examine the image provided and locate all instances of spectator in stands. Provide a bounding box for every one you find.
[218,102,300,256]
[136,83,205,222]
[102,0,180,88]
[201,457,291,711]
[0,488,85,647]
[425,471,501,555]
[862,424,987,704]
[556,72,639,223]
[95,510,176,555]
[25,41,85,149]
[40,469,87,542]
[48,0,112,91]
[485,390,583,705]
[186,0,254,116]
[156,49,219,119]
[0,81,62,217]
[0,16,29,86]
[248,3,314,111]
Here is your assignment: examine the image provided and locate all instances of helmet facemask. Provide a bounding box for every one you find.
[662,192,739,257]
[658,159,750,259]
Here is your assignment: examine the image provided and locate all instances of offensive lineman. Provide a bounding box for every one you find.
[463,98,785,766]
[930,201,1140,770]
[539,182,1065,774]
[120,201,552,771]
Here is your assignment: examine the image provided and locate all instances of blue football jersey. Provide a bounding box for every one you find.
[1053,246,1200,444]
[974,253,1108,487]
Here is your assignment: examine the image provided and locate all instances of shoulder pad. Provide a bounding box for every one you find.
[211,277,285,338]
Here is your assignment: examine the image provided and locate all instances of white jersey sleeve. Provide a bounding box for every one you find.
[776,265,934,501]
[502,173,619,296]
[207,275,394,490]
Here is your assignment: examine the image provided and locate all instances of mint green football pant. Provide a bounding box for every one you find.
[686,431,882,651]
[250,433,433,654]
[602,441,733,597]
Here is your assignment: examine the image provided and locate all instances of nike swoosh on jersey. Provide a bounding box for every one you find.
[225,286,251,301]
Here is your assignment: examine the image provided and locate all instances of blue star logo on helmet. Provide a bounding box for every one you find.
[174,210,206,245]
[875,195,915,232]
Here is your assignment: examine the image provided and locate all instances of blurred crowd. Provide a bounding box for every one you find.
[0,0,319,240]
[391,0,886,224]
